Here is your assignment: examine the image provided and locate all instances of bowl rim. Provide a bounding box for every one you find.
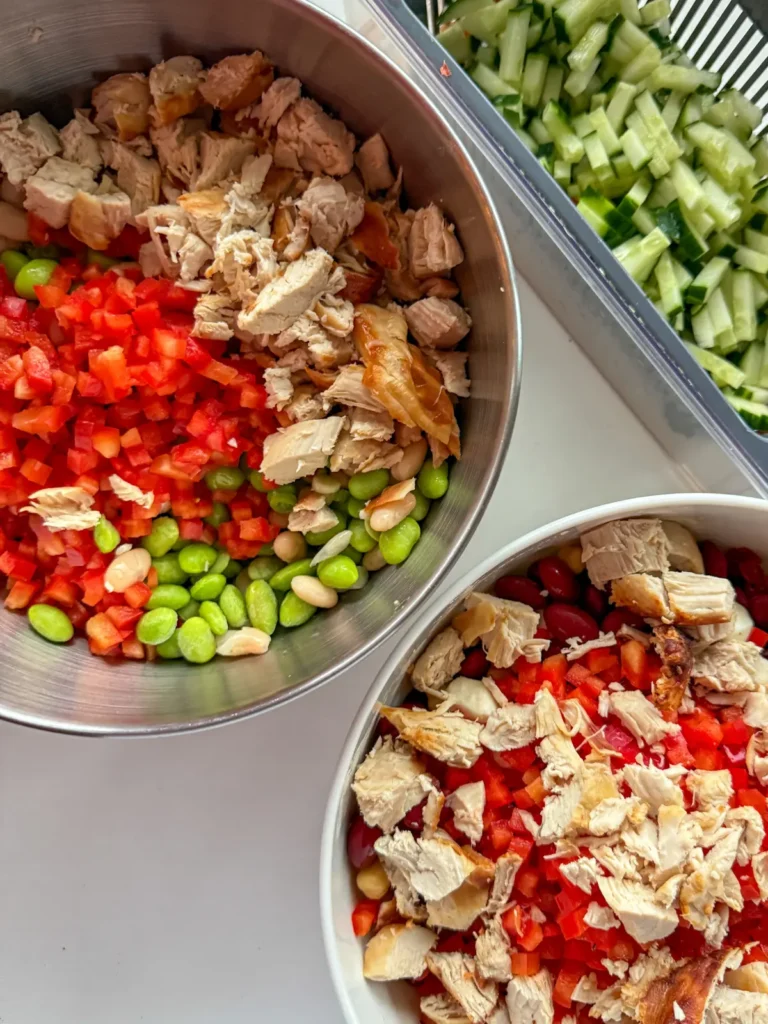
[0,0,521,737]
[319,490,768,1024]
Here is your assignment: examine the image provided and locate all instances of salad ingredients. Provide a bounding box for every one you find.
[0,48,473,663]
[436,0,768,433]
[346,517,768,1024]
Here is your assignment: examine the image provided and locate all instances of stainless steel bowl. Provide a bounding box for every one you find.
[0,0,520,733]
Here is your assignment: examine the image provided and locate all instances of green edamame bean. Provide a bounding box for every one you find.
[411,490,431,522]
[347,497,366,519]
[142,517,180,558]
[317,555,359,591]
[235,568,251,594]
[258,543,274,557]
[190,573,226,601]
[178,599,201,621]
[348,469,390,501]
[267,485,297,515]
[417,458,449,500]
[349,518,377,553]
[93,515,120,554]
[210,552,230,575]
[87,248,120,269]
[204,501,231,528]
[146,584,191,611]
[269,558,315,592]
[249,470,270,492]
[156,629,183,659]
[219,584,247,628]
[247,556,283,582]
[27,603,73,643]
[136,607,178,646]
[152,553,188,585]
[199,600,228,636]
[342,545,363,565]
[330,488,350,512]
[171,537,188,551]
[223,559,241,579]
[306,515,346,547]
[279,591,317,628]
[178,543,217,575]
[245,579,278,635]
[0,249,29,282]
[177,616,217,664]
[379,517,421,565]
[14,258,58,300]
[204,466,245,491]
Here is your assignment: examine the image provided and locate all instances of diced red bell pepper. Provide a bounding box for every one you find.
[515,864,541,897]
[748,626,768,648]
[558,906,588,940]
[85,612,124,654]
[721,717,752,747]
[737,788,768,824]
[0,550,37,581]
[586,648,619,674]
[351,899,379,937]
[679,706,723,750]
[22,345,53,393]
[664,731,695,767]
[41,576,78,608]
[603,722,641,763]
[620,639,648,688]
[4,579,40,608]
[540,653,567,698]
[498,745,537,773]
[511,952,541,976]
[124,581,152,609]
[553,964,585,1009]
[0,295,30,320]
[19,457,51,486]
[12,405,71,436]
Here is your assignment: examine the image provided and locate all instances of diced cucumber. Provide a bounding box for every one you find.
[618,127,649,171]
[564,59,600,98]
[577,186,616,236]
[614,18,650,55]
[475,43,498,66]
[661,90,685,132]
[553,0,617,45]
[686,256,729,305]
[700,176,741,231]
[752,138,768,180]
[667,158,707,214]
[499,6,532,84]
[588,105,622,155]
[618,0,641,25]
[745,229,768,257]
[685,341,746,389]
[740,341,764,385]
[641,0,670,25]
[461,0,518,42]
[522,51,549,107]
[734,247,768,276]
[654,249,683,318]
[438,23,473,64]
[438,0,492,25]
[554,159,572,186]
[733,270,757,343]
[620,42,661,84]
[572,113,594,138]
[542,100,586,162]
[529,116,553,145]
[605,81,637,133]
[568,20,610,72]
[691,307,716,349]
[708,287,737,352]
[738,382,768,403]
[613,226,669,282]
[635,90,682,163]
[649,64,721,94]
[471,63,520,99]
[726,394,768,430]
[541,64,564,106]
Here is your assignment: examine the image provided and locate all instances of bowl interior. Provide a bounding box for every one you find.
[0,0,519,733]
[322,493,768,1024]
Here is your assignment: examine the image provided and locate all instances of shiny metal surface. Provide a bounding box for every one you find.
[0,0,520,733]
[321,492,768,1024]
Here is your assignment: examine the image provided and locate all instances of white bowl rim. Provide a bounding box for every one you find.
[319,490,768,1024]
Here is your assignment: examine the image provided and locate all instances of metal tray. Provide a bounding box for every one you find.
[351,0,768,495]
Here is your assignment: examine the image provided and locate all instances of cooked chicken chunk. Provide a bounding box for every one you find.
[412,626,465,693]
[584,903,619,930]
[475,916,512,983]
[409,204,464,279]
[199,51,274,111]
[191,292,236,341]
[487,851,523,914]
[622,763,685,814]
[275,98,355,177]
[253,76,302,129]
[662,572,735,626]
[60,112,102,174]
[480,703,537,751]
[426,879,490,932]
[109,474,154,509]
[405,296,472,350]
[687,768,733,839]
[580,518,670,589]
[538,733,583,790]
[329,430,403,475]
[611,573,671,620]
[693,639,768,693]
[21,486,100,532]
[263,366,294,411]
[460,592,546,668]
[637,951,734,1024]
[352,736,428,834]
[661,521,704,574]
[375,830,492,903]
[429,349,470,398]
[608,691,681,745]
[421,993,474,1024]
[597,877,677,943]
[68,189,132,250]
[287,491,338,535]
[194,132,256,192]
[238,248,333,335]
[354,133,395,193]
[534,689,568,738]
[651,624,693,714]
[347,406,394,442]
[363,922,438,981]
[0,111,60,187]
[297,176,364,252]
[23,157,97,228]
[209,229,277,303]
[680,827,742,929]
[379,703,484,768]
[727,963,768,995]
[446,782,485,845]
[444,677,499,723]
[107,142,161,219]
[150,118,202,189]
[149,56,204,125]
[505,970,555,1024]
[92,73,151,141]
[177,186,227,244]
[560,857,604,894]
[426,953,499,1024]
[706,986,768,1024]
[260,415,344,485]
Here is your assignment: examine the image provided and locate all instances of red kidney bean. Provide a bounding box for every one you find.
[750,593,768,629]
[461,648,489,679]
[701,540,728,578]
[740,558,767,589]
[494,574,545,609]
[538,555,579,601]
[602,608,646,634]
[401,798,427,832]
[544,603,600,644]
[584,584,608,621]
[347,815,381,870]
[727,546,761,580]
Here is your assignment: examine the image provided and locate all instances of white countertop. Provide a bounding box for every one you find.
[0,273,689,1023]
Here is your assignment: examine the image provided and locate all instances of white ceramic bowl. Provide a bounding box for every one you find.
[320,492,768,1024]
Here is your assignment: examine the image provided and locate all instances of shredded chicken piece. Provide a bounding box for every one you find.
[109,474,154,509]
[426,952,499,1024]
[379,703,484,768]
[352,736,428,834]
[21,486,100,532]
[651,624,693,714]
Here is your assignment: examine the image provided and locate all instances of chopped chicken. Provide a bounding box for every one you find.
[92,73,151,141]
[534,688,568,738]
[687,769,733,839]
[661,521,704,574]
[725,806,765,864]
[59,113,102,174]
[275,98,355,177]
[572,975,601,1005]
[405,296,472,350]
[583,902,619,929]
[693,640,768,693]
[663,572,735,626]
[208,230,277,303]
[621,818,660,865]
[538,733,583,790]
[680,827,741,930]
[0,111,60,187]
[653,804,702,885]
[476,916,512,983]
[322,364,387,414]
[611,573,671,620]
[195,132,256,192]
[191,292,236,340]
[177,187,227,244]
[21,486,101,532]
[747,729,768,786]
[238,248,333,335]
[286,387,325,423]
[264,366,294,410]
[590,842,642,884]
[426,953,499,1024]
[260,415,344,485]
[444,677,499,723]
[597,877,678,943]
[363,922,438,982]
[109,474,154,509]
[706,987,768,1024]
[429,349,470,398]
[347,406,394,442]
[744,692,768,728]
[505,969,555,1024]
[107,142,161,219]
[461,592,547,668]
[480,703,537,751]
[148,56,204,125]
[23,156,97,228]
[420,993,473,1024]
[199,51,274,111]
[374,830,492,903]
[753,852,768,899]
[580,518,670,589]
[446,782,486,844]
[602,960,629,979]
[150,118,202,189]
[409,203,464,279]
[351,736,428,833]
[651,624,693,714]
[589,796,646,836]
[622,763,685,814]
[68,189,132,250]
[637,950,733,1024]
[379,703,484,768]
[426,879,489,931]
[538,777,584,844]
[560,857,604,894]
[252,76,302,129]
[608,691,681,746]
[727,963,768,994]
[563,632,617,661]
[329,430,404,475]
[486,851,523,914]
[297,176,365,252]
[287,490,338,535]
[355,133,395,193]
[412,627,465,693]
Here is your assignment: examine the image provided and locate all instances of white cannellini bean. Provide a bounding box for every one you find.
[369,494,417,533]
[274,530,307,563]
[310,529,353,567]
[363,547,387,572]
[391,439,428,482]
[103,547,151,593]
[291,575,338,608]
[216,627,271,657]
[311,471,345,495]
